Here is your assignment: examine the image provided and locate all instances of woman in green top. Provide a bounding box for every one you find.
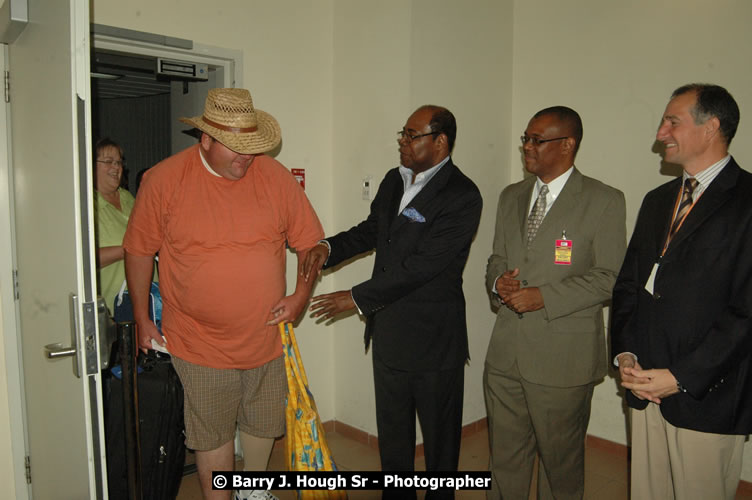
[94,138,136,313]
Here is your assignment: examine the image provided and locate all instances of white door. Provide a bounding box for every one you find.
[9,0,106,498]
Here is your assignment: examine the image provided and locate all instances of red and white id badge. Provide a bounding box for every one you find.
[555,238,573,265]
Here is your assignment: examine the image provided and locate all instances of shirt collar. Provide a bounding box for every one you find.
[399,155,450,187]
[534,165,574,200]
[198,146,221,177]
[682,154,730,190]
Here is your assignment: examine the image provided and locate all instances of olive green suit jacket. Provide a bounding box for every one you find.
[485,168,626,387]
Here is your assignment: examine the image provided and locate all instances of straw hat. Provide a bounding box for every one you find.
[180,88,281,154]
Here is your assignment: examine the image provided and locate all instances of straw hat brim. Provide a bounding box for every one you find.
[179,109,281,155]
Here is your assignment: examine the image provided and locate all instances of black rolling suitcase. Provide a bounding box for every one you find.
[106,352,186,499]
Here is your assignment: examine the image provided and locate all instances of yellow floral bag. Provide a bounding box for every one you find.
[279,323,347,499]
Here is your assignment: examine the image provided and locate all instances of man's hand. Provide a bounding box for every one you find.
[267,291,309,325]
[617,355,651,401]
[301,243,329,282]
[617,354,678,403]
[126,251,162,354]
[309,290,356,320]
[137,319,165,354]
[620,366,680,404]
[503,287,544,313]
[495,268,521,300]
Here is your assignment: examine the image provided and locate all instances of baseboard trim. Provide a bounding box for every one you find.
[740,479,752,496]
[300,417,752,493]
[584,433,629,459]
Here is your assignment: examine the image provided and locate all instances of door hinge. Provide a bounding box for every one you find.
[4,70,9,103]
[12,269,19,300]
[24,455,30,484]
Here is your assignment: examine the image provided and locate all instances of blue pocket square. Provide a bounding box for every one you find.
[402,207,426,223]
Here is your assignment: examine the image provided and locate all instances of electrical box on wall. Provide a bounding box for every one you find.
[362,175,375,201]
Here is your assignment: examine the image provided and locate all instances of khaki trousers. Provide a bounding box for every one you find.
[484,362,594,500]
[630,403,744,500]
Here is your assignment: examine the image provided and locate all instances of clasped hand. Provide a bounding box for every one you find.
[617,355,679,404]
[495,268,544,314]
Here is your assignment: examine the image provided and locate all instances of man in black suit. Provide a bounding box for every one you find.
[303,105,482,498]
[612,84,752,500]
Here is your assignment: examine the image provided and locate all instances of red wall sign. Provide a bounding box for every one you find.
[291,168,305,189]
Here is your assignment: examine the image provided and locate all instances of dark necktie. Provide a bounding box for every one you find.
[668,178,698,239]
[526,185,549,248]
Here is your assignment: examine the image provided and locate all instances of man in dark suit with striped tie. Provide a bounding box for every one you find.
[612,83,752,500]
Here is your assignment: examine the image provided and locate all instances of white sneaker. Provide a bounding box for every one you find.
[235,490,279,500]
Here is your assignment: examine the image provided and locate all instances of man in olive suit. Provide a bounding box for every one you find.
[484,106,626,500]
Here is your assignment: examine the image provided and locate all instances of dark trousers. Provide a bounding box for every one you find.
[373,356,464,500]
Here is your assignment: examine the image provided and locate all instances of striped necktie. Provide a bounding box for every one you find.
[526,185,549,248]
[668,178,698,239]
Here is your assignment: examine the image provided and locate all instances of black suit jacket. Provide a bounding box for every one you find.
[324,159,482,372]
[612,158,752,434]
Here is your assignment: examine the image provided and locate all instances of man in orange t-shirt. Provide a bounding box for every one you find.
[124,88,323,500]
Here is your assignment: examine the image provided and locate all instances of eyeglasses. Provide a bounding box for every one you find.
[97,159,125,167]
[397,130,439,143]
[520,135,569,146]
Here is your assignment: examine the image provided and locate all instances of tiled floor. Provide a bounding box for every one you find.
[177,427,630,499]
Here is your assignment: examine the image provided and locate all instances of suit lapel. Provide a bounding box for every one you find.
[645,178,682,257]
[390,159,455,232]
[385,173,403,224]
[664,159,739,255]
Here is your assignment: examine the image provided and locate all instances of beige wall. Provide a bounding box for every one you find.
[83,0,752,482]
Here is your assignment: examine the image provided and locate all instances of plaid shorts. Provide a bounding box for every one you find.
[171,355,286,451]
